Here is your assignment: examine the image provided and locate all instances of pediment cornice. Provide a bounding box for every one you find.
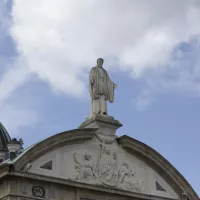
[13,128,97,170]
[118,135,199,200]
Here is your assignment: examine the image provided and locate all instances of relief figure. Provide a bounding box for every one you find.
[71,152,95,182]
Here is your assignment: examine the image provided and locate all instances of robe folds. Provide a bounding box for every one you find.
[89,66,115,116]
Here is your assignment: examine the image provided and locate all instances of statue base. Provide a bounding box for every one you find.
[79,114,122,136]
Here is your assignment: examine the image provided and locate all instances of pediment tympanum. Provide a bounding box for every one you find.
[11,116,198,200]
[26,131,178,199]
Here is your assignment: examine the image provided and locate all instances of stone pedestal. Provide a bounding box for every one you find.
[79,114,122,136]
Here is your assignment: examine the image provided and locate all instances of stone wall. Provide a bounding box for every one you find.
[0,180,9,199]
[1,177,134,200]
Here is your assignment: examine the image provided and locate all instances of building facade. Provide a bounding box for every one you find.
[0,114,199,200]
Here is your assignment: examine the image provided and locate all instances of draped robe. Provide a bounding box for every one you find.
[89,66,115,116]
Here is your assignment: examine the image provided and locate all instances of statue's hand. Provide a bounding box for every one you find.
[114,83,117,88]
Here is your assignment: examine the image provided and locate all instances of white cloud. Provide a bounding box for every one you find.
[133,37,200,111]
[0,1,38,136]
[0,0,200,120]
[10,0,200,98]
[0,60,29,104]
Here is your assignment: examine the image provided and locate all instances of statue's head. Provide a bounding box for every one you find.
[97,58,104,67]
[85,152,91,160]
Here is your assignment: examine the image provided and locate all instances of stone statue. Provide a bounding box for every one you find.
[89,58,117,116]
[82,153,95,180]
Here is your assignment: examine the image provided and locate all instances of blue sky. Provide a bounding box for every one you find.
[0,0,200,196]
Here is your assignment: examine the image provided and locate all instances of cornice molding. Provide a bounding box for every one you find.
[3,171,180,200]
[13,128,97,170]
[118,135,199,200]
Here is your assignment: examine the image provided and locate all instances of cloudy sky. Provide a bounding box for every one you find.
[0,0,200,195]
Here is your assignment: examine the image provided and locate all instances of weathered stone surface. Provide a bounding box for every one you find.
[23,133,178,199]
[13,128,97,170]
[79,114,122,137]
[0,125,197,200]
[89,58,117,117]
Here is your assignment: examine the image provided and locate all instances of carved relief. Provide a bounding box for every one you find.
[70,152,96,182]
[97,145,118,186]
[118,162,144,192]
[32,186,45,198]
[69,143,143,193]
[95,132,117,144]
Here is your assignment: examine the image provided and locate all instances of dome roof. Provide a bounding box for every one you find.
[0,122,11,151]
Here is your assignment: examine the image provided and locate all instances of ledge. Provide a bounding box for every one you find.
[3,171,180,200]
[79,114,122,128]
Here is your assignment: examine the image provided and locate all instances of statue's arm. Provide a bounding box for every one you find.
[90,68,95,84]
[104,69,117,88]
[90,76,94,84]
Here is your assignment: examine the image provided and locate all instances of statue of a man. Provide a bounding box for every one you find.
[89,58,117,116]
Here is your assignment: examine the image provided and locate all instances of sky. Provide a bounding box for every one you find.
[0,0,200,196]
